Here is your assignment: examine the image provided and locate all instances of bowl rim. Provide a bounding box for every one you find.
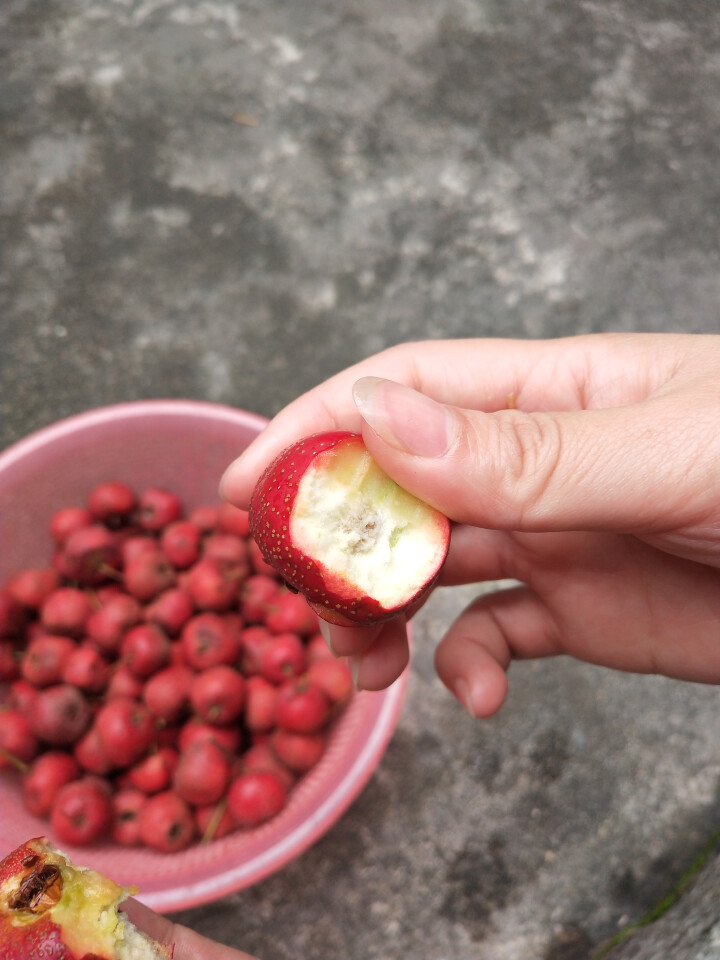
[0,399,270,474]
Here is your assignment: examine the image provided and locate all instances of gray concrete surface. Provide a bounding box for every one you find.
[1,1,719,958]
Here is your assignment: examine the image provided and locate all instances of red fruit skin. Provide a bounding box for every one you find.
[74,723,114,775]
[244,675,278,732]
[86,593,142,655]
[49,504,93,543]
[178,718,242,755]
[195,800,237,841]
[0,709,39,768]
[137,487,183,532]
[30,685,92,746]
[21,635,76,687]
[112,787,148,845]
[143,664,194,722]
[120,533,163,566]
[51,778,113,846]
[189,666,245,724]
[124,552,177,602]
[240,574,280,623]
[202,533,250,571]
[6,567,60,610]
[0,588,28,639]
[227,769,287,828]
[264,590,319,636]
[188,504,220,531]
[275,680,331,734]
[271,728,326,772]
[0,589,28,638]
[138,790,196,852]
[106,664,144,700]
[259,632,307,684]
[121,623,171,678]
[249,431,450,625]
[40,588,92,638]
[0,639,22,681]
[61,524,121,586]
[169,638,189,667]
[307,657,354,705]
[23,751,80,817]
[88,480,137,524]
[128,746,178,794]
[144,587,195,636]
[95,697,156,768]
[239,625,273,675]
[181,612,240,670]
[5,678,40,716]
[173,740,230,806]
[161,521,203,569]
[223,611,243,637]
[184,557,241,612]
[61,644,110,693]
[306,632,333,664]
[240,742,296,790]
[247,539,279,577]
[217,502,251,537]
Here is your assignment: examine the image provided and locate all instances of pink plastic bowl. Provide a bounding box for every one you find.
[0,400,408,911]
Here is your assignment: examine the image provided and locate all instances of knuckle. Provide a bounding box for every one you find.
[494,411,565,525]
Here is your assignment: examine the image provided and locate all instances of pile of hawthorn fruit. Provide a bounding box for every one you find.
[0,482,353,853]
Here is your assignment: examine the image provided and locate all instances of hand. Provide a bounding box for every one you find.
[121,898,258,960]
[221,333,720,717]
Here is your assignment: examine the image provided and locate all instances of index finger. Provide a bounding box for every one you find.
[219,335,597,509]
[120,899,257,960]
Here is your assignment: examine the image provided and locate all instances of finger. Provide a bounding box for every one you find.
[166,924,259,960]
[121,900,258,960]
[120,899,174,945]
[439,524,518,586]
[219,334,634,509]
[351,375,715,536]
[351,615,410,691]
[318,619,381,657]
[434,586,560,718]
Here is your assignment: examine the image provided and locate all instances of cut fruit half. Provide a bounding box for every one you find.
[249,432,450,625]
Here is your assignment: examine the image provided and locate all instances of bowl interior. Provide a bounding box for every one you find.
[0,401,408,910]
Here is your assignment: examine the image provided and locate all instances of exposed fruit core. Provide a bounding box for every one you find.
[1,838,164,959]
[291,439,447,610]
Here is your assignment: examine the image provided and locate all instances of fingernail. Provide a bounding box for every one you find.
[352,377,457,459]
[454,678,478,718]
[318,619,336,656]
[349,655,363,691]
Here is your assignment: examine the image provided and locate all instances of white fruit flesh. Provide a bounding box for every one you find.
[291,443,447,609]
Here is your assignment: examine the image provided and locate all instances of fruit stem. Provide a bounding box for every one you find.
[0,747,30,773]
[98,563,124,582]
[201,797,228,844]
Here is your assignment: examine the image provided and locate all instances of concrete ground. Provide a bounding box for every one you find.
[1,1,719,958]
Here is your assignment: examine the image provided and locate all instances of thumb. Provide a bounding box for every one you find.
[352,376,694,534]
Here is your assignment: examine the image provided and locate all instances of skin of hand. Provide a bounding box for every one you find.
[221,333,720,718]
[120,898,259,960]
